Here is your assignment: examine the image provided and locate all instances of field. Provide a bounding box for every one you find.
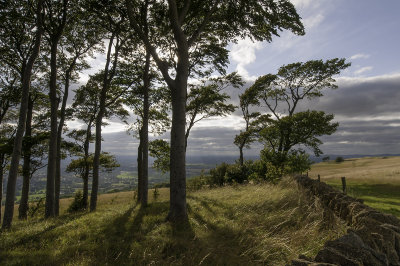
[309,156,400,217]
[0,180,346,265]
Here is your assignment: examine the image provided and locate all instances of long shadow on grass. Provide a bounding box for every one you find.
[2,211,88,250]
[88,202,171,265]
[186,196,262,264]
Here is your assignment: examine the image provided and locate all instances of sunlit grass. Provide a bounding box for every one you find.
[0,181,345,265]
[309,156,400,217]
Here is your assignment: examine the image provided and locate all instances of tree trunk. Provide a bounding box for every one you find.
[90,33,117,212]
[137,135,142,203]
[18,95,34,219]
[82,122,91,209]
[55,66,72,216]
[239,145,244,166]
[140,50,151,207]
[0,154,4,223]
[83,175,88,209]
[90,97,105,212]
[45,40,61,218]
[167,51,189,222]
[2,0,43,229]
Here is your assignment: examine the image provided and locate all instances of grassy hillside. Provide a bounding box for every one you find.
[309,156,400,217]
[0,180,346,265]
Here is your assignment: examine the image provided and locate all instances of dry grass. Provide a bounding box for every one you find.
[309,156,400,184]
[309,156,400,217]
[0,181,346,265]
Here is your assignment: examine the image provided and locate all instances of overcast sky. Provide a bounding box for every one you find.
[70,0,400,158]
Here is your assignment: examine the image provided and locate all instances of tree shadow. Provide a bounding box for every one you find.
[88,201,173,264]
[2,211,89,249]
[186,197,260,264]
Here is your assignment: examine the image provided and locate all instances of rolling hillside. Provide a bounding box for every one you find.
[309,156,400,217]
[0,180,346,265]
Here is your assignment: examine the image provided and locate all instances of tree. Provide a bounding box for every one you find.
[234,85,262,166]
[66,127,119,211]
[42,0,71,218]
[149,139,171,174]
[89,1,128,212]
[126,0,304,223]
[18,87,50,220]
[247,59,350,178]
[148,73,241,174]
[72,72,129,209]
[54,3,103,216]
[1,0,44,229]
[185,73,242,149]
[0,124,15,223]
[122,58,170,206]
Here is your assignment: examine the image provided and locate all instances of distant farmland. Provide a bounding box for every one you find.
[309,156,400,217]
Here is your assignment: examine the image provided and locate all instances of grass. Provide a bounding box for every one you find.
[309,156,400,217]
[0,181,346,265]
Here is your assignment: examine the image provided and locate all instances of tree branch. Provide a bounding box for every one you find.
[125,0,174,87]
[187,1,218,47]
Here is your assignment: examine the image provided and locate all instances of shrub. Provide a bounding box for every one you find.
[322,156,330,162]
[335,156,344,163]
[285,151,312,174]
[67,190,86,213]
[209,162,229,186]
[153,187,160,201]
[225,163,246,184]
[28,198,45,218]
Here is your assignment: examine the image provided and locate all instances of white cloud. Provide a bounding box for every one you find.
[304,14,325,29]
[290,0,314,8]
[350,53,370,60]
[230,38,263,80]
[354,66,373,75]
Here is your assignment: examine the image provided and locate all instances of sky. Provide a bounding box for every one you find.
[71,0,400,158]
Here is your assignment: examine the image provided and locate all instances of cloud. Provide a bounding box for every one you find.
[230,38,263,80]
[354,66,373,75]
[350,53,370,60]
[304,14,325,29]
[311,73,400,117]
[290,0,314,9]
[83,71,400,158]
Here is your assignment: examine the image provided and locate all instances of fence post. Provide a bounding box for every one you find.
[341,177,347,193]
[318,174,320,182]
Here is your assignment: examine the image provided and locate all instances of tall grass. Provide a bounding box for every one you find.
[0,180,346,265]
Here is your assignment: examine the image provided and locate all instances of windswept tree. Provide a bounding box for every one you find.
[88,1,129,212]
[53,3,103,216]
[185,73,243,149]
[42,0,71,218]
[122,58,170,206]
[234,87,262,166]
[18,86,50,220]
[66,151,119,211]
[0,124,15,223]
[247,59,350,178]
[126,0,304,223]
[1,0,45,229]
[149,73,242,173]
[71,72,129,208]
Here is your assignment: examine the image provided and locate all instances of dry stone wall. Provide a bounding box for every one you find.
[292,175,400,266]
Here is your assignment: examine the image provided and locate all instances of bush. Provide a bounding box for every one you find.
[209,162,229,186]
[28,198,45,218]
[225,163,246,184]
[67,190,86,213]
[285,151,312,174]
[322,156,330,162]
[335,156,344,163]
